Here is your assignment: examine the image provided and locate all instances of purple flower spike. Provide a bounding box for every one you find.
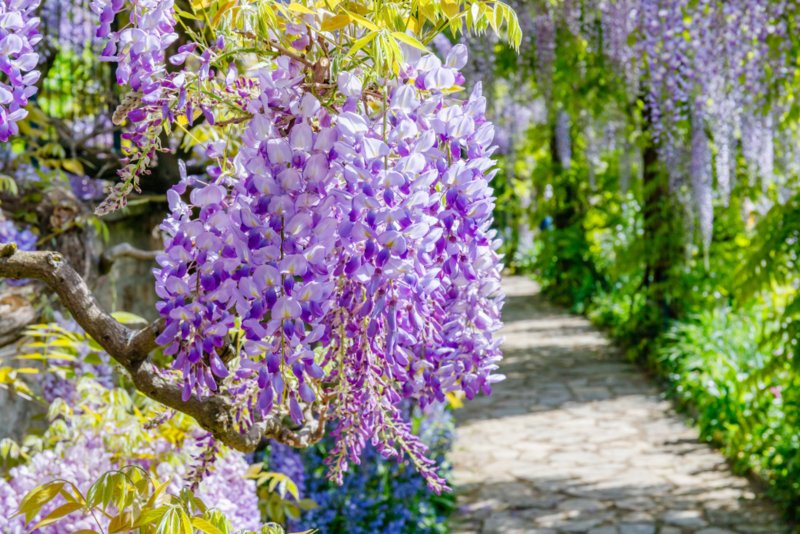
[0,0,41,141]
[153,48,504,493]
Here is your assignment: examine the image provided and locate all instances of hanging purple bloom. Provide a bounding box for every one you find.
[0,0,41,141]
[153,49,504,493]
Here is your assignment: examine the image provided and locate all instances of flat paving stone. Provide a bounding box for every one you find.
[450,276,789,534]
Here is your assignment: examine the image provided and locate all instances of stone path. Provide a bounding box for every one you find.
[450,277,789,534]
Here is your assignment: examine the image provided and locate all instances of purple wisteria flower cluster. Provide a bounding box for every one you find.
[155,445,262,531]
[0,0,41,142]
[92,0,177,94]
[89,0,180,214]
[154,45,505,492]
[0,217,35,251]
[517,0,791,237]
[0,435,262,533]
[0,437,114,533]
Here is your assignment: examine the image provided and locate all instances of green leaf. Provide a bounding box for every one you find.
[297,498,318,511]
[344,10,378,31]
[133,505,170,527]
[29,502,83,529]
[0,175,18,195]
[347,30,378,58]
[191,516,225,534]
[61,159,85,175]
[391,31,429,53]
[110,311,148,325]
[108,511,135,533]
[18,481,65,522]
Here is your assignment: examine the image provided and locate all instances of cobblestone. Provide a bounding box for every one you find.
[450,277,788,534]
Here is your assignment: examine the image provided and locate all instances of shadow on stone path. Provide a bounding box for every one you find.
[450,277,789,534]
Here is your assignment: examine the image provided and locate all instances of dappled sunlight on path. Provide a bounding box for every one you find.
[450,277,787,534]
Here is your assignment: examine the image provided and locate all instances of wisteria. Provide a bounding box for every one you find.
[89,0,180,214]
[154,45,504,491]
[156,446,262,531]
[741,112,776,191]
[0,435,262,533]
[497,0,794,239]
[0,217,35,252]
[0,437,115,533]
[533,11,555,101]
[278,403,455,532]
[93,0,177,94]
[599,0,639,96]
[0,0,41,141]
[690,117,713,255]
[41,0,97,53]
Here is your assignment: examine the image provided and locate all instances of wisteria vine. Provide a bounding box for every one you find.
[0,0,520,496]
[153,45,504,492]
[498,0,795,247]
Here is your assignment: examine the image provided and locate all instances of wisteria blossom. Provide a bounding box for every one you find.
[0,436,261,533]
[512,0,792,232]
[0,438,115,533]
[0,0,41,141]
[154,46,504,492]
[92,0,177,94]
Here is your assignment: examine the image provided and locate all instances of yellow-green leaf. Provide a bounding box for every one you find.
[211,0,236,27]
[18,481,65,522]
[344,10,378,31]
[133,505,170,527]
[145,479,170,509]
[346,30,378,58]
[111,311,148,325]
[191,516,225,534]
[287,2,315,15]
[30,502,83,529]
[391,31,428,53]
[108,511,135,533]
[320,13,350,32]
[61,159,85,175]
[179,508,193,534]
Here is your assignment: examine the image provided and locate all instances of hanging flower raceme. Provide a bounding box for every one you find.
[87,0,183,215]
[0,0,41,142]
[93,0,177,96]
[154,45,505,492]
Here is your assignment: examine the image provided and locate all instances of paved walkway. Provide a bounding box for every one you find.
[451,277,788,534]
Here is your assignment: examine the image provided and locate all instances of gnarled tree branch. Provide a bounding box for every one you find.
[0,243,326,452]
